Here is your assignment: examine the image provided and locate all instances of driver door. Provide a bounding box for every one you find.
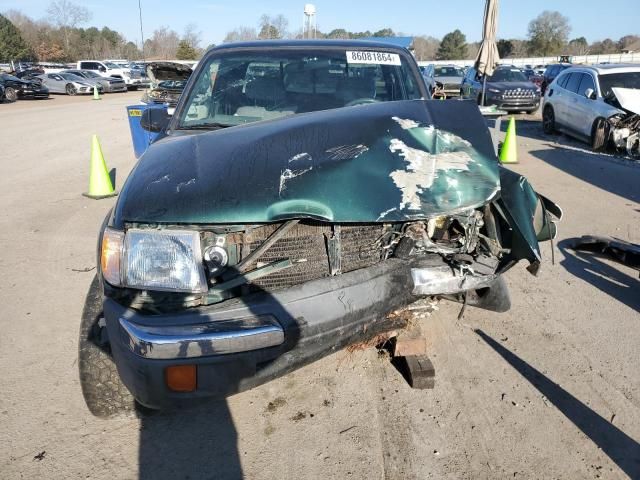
[573,73,598,138]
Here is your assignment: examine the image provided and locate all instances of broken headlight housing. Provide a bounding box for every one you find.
[101,227,208,293]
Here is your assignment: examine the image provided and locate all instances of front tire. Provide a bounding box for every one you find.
[542,105,556,134]
[591,117,609,152]
[66,83,77,95]
[4,87,17,102]
[78,276,135,417]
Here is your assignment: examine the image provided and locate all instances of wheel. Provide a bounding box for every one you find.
[127,85,138,91]
[78,275,135,417]
[591,117,609,151]
[4,86,17,102]
[542,105,555,134]
[65,83,77,95]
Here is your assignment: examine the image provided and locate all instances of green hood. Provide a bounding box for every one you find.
[114,100,500,226]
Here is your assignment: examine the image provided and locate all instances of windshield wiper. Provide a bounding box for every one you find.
[177,122,231,131]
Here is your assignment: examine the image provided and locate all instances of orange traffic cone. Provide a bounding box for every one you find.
[83,135,117,199]
[499,116,518,164]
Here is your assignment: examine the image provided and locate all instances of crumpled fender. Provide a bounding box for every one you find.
[496,167,562,275]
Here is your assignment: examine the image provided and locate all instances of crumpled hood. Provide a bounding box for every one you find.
[612,87,640,115]
[114,100,500,226]
[146,62,192,87]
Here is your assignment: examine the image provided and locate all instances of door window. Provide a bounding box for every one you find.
[564,73,583,93]
[557,73,570,89]
[577,74,596,97]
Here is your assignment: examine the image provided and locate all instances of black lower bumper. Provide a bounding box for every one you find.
[104,259,505,409]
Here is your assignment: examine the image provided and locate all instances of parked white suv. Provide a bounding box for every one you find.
[76,60,147,90]
[542,64,640,155]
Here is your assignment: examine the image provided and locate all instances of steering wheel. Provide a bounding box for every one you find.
[345,98,380,107]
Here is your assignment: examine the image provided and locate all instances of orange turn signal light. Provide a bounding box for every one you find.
[165,365,197,392]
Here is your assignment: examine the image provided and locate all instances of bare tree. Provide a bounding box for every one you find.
[510,39,529,58]
[46,0,91,51]
[223,27,258,43]
[182,23,202,50]
[147,26,180,59]
[567,37,589,55]
[527,10,570,56]
[412,35,440,61]
[272,14,289,38]
[258,14,287,39]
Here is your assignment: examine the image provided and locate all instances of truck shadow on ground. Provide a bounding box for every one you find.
[557,239,639,312]
[131,271,303,480]
[138,400,243,480]
[530,146,640,203]
[475,329,640,478]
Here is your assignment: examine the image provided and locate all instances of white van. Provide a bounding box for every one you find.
[76,60,148,89]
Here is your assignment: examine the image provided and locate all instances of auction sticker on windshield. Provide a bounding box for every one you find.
[346,51,401,66]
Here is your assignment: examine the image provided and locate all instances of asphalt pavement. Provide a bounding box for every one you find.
[0,92,638,479]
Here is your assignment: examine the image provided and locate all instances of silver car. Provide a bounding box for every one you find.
[422,64,465,98]
[62,69,127,93]
[542,64,640,155]
[37,72,104,95]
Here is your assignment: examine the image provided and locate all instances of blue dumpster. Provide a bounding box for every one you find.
[126,104,166,158]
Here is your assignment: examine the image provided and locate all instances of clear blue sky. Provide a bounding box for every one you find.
[1,0,638,48]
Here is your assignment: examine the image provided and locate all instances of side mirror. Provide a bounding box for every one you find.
[584,88,596,100]
[140,108,170,133]
[99,66,106,72]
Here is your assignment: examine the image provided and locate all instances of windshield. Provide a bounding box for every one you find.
[104,62,120,69]
[488,69,528,82]
[82,71,100,78]
[434,66,464,77]
[598,72,640,98]
[177,47,422,129]
[61,73,85,81]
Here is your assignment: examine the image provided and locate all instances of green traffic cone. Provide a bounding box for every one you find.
[83,135,117,199]
[499,117,518,164]
[93,85,101,100]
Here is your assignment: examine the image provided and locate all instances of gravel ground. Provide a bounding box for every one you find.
[0,93,638,480]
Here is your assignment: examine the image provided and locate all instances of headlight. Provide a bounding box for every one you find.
[488,88,501,93]
[101,227,208,293]
[122,71,131,77]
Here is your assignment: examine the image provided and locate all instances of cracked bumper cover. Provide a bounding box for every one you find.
[105,258,503,408]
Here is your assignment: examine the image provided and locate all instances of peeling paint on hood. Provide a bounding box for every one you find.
[114,100,500,227]
[389,137,474,210]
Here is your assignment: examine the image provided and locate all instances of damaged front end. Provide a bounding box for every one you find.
[603,87,640,158]
[102,100,561,407]
[142,62,192,107]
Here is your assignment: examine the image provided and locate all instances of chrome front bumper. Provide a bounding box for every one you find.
[119,315,285,360]
[114,260,498,362]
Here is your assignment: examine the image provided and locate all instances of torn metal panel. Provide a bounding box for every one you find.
[495,167,561,274]
[570,235,640,272]
[114,100,500,226]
